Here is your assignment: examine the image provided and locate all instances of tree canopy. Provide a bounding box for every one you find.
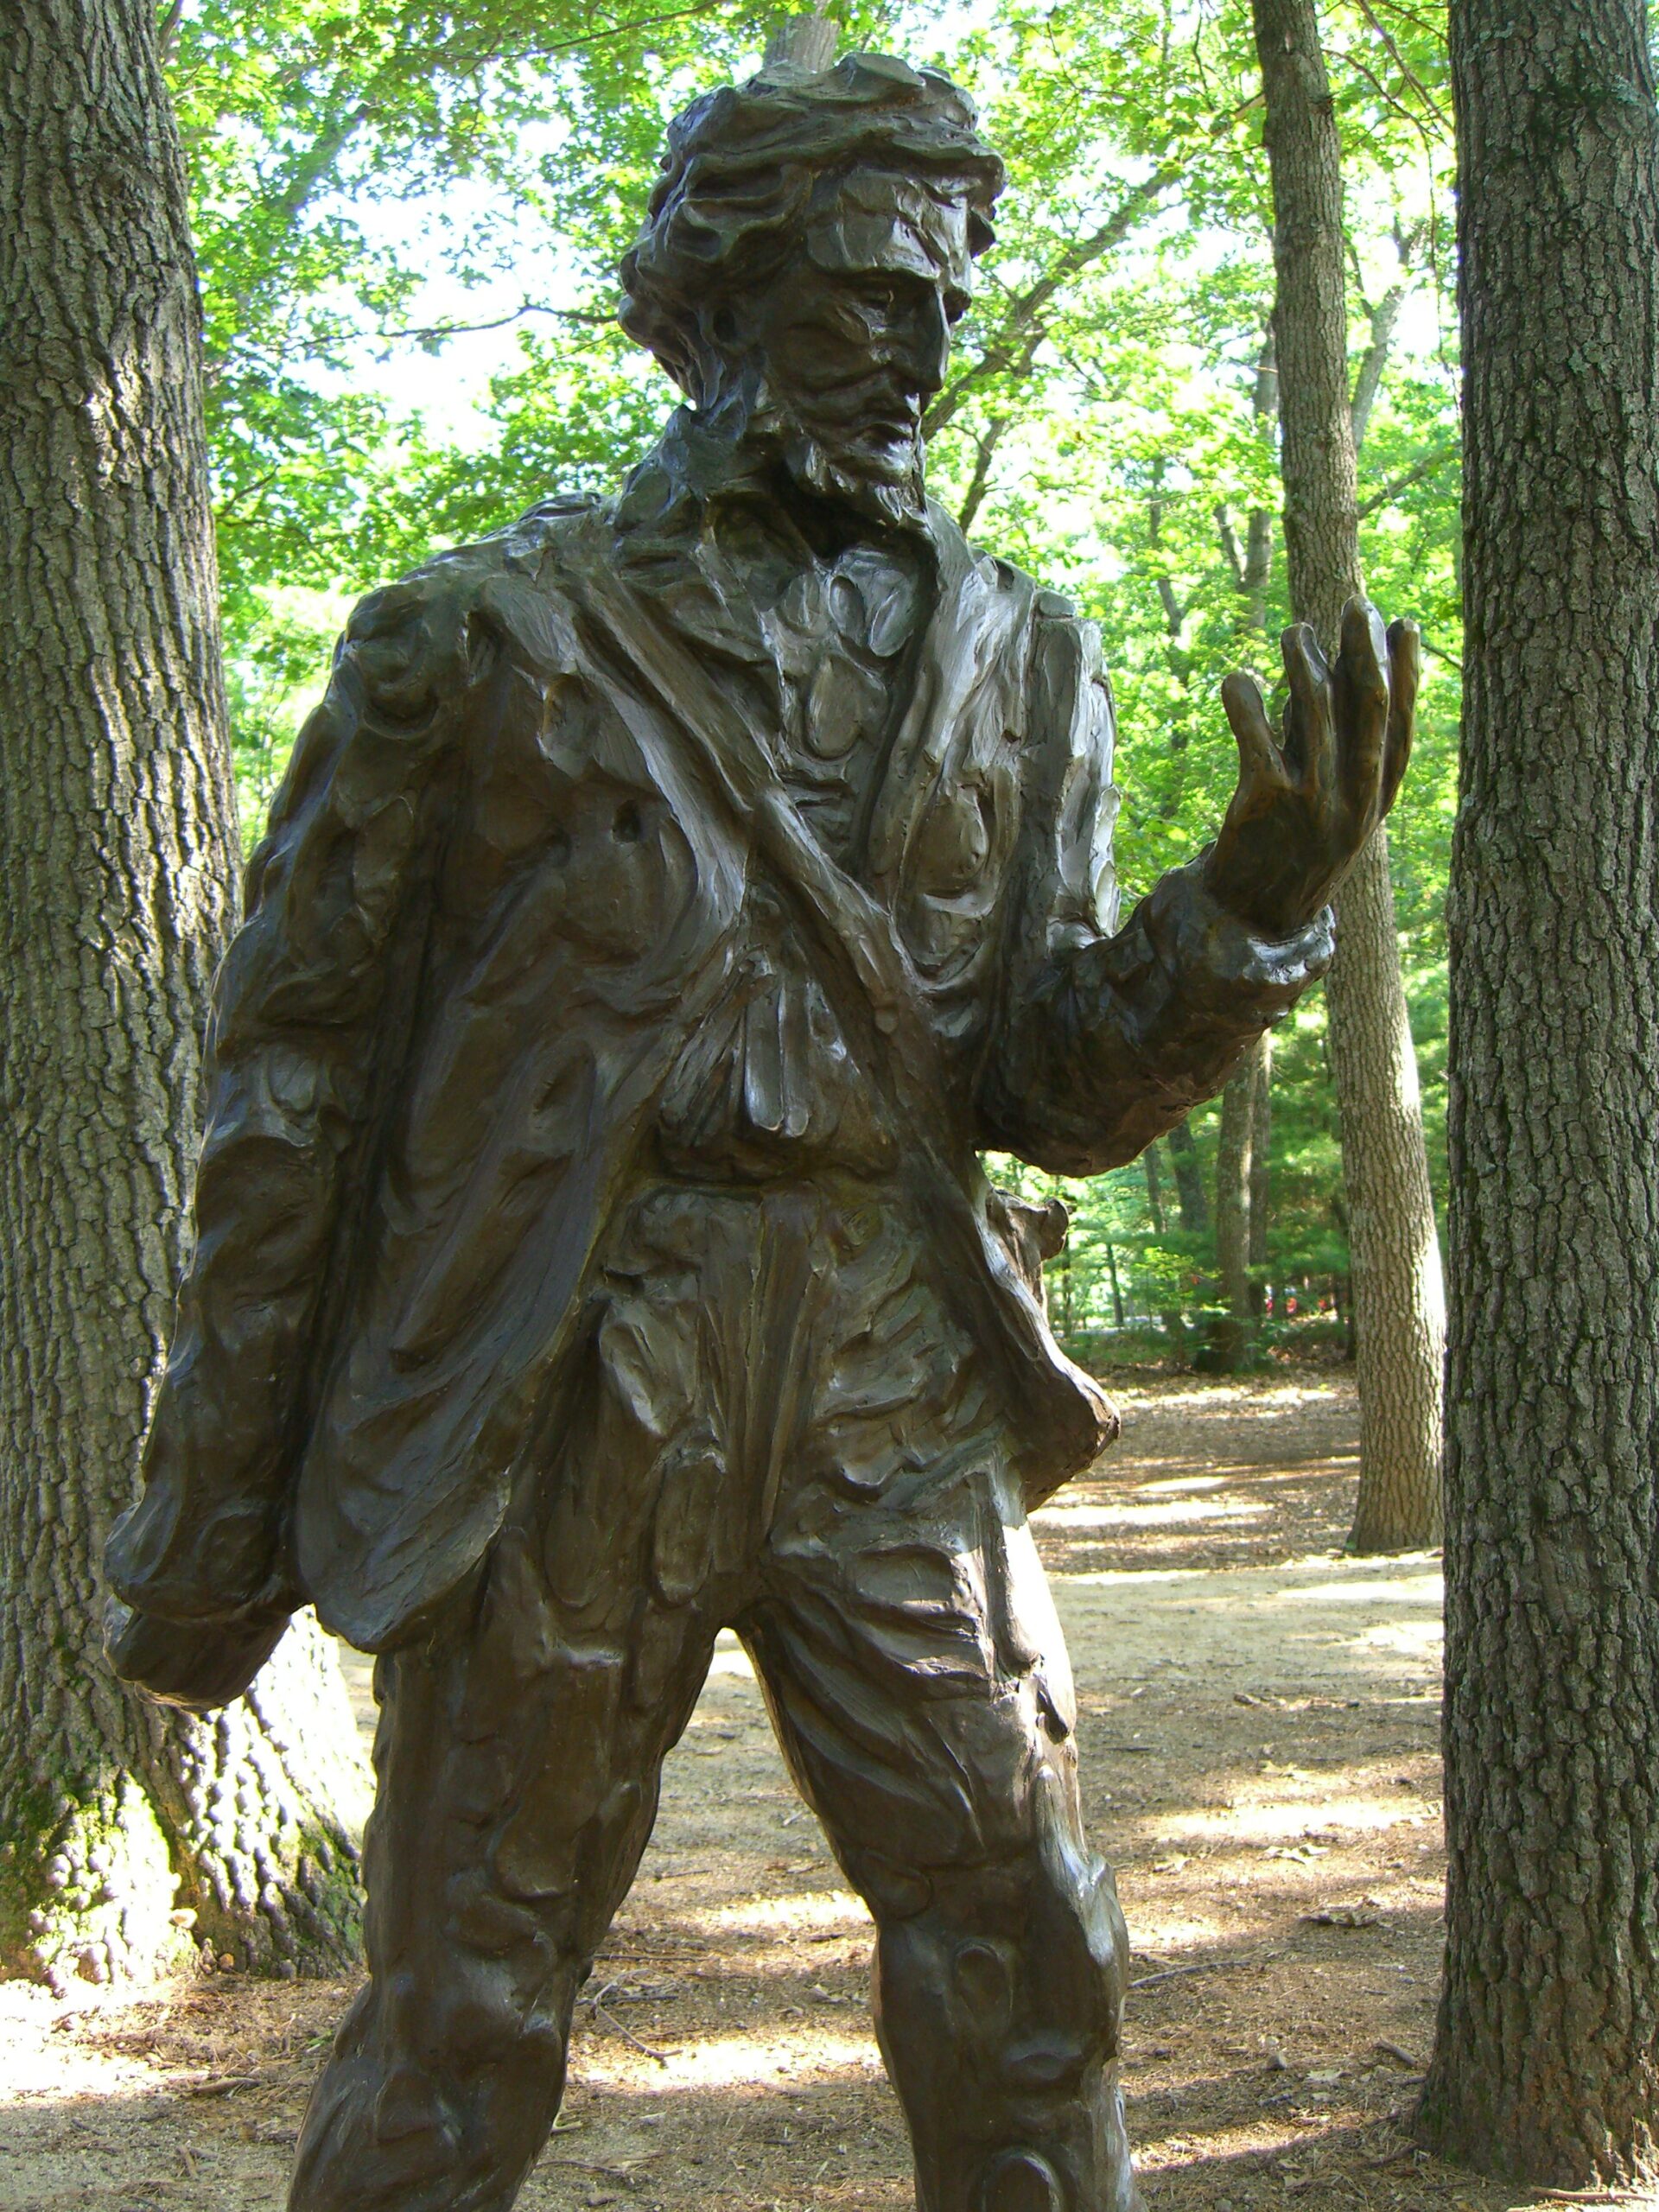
[180,0,1460,1359]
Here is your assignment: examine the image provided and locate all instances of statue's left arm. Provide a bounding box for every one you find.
[976,597,1416,1178]
[103,567,485,1707]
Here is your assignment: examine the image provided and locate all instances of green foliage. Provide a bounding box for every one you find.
[168,0,1461,1349]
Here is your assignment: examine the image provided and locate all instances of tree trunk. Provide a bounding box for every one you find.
[0,0,365,1989]
[1327,836,1445,1547]
[1212,1036,1265,1370]
[1143,1141,1166,1234]
[1104,1244,1126,1333]
[1217,326,1278,655]
[1251,0,1445,1552]
[1415,0,1659,2183]
[1248,1029,1272,1317]
[1165,1117,1210,1236]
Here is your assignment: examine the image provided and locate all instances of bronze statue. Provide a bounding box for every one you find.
[104,42,1414,2212]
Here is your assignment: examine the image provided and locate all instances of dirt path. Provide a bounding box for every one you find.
[0,1375,1627,2209]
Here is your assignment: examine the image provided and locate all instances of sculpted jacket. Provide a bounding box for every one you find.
[105,435,1332,1655]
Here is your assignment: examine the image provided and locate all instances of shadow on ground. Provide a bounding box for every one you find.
[0,1373,1629,2210]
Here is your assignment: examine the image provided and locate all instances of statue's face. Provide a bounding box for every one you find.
[734,174,974,518]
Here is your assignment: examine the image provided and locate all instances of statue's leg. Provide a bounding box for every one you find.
[288,1183,848,2210]
[288,1348,725,2211]
[747,1449,1138,2212]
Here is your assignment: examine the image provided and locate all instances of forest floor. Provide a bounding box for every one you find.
[1,1370,1645,2212]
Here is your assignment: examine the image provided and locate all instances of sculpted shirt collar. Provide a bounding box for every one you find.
[601,408,942,728]
[597,408,1027,899]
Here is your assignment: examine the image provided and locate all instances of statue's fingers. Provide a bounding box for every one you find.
[1382,617,1421,810]
[1335,597,1391,795]
[1280,621,1332,783]
[1221,670,1281,789]
[1386,617,1421,727]
[1338,597,1390,713]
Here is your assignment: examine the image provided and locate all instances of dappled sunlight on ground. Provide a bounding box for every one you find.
[1035,1494,1271,1530]
[6,1371,1649,2210]
[578,2027,884,2094]
[702,1890,871,1939]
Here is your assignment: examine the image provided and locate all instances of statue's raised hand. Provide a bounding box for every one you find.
[1203,597,1418,940]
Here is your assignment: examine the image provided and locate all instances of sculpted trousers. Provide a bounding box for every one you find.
[289,1184,1136,2212]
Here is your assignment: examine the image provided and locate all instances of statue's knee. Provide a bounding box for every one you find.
[1027,1776,1128,2046]
[369,2063,462,2164]
[437,1974,563,2075]
[364,1941,570,2110]
[1030,1853,1126,2064]
[980,2146,1069,2212]
[874,1853,1122,2085]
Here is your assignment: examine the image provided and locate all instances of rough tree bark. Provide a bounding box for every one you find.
[1415,0,1659,2183]
[0,0,366,1987]
[1252,0,1445,1552]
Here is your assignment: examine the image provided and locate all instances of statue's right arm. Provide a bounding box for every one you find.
[973,602,1332,1178]
[105,572,484,1634]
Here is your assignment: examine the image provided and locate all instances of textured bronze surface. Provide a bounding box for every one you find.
[105,41,1413,2212]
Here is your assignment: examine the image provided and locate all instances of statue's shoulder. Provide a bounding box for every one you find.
[259,498,606,865]
[929,500,1093,643]
[980,560,1093,643]
[334,494,608,727]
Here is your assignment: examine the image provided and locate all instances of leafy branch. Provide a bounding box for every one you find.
[925,161,1187,439]
[369,301,613,353]
[1357,447,1457,518]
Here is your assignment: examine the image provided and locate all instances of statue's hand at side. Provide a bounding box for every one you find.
[105,1596,289,1713]
[1203,597,1418,940]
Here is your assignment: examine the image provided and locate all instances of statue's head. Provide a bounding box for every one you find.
[620,50,1003,521]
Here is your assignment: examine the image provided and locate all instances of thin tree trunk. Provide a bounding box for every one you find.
[1249,1027,1272,1316]
[1251,0,1445,1552]
[1217,325,1278,655]
[1350,234,1422,454]
[1328,836,1445,1547]
[0,0,365,1988]
[1165,1118,1209,1236]
[1141,1143,1187,1351]
[1212,1035,1265,1370]
[1213,327,1279,1361]
[1104,1244,1126,1333]
[1415,0,1659,2182]
[1143,1141,1166,1234]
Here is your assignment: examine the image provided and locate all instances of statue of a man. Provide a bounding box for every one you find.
[105,45,1413,2212]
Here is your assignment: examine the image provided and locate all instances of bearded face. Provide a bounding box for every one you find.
[708,175,974,524]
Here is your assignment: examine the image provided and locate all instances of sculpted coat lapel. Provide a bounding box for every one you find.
[106,447,1321,1657]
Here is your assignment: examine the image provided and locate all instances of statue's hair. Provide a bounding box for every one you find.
[620,51,1004,400]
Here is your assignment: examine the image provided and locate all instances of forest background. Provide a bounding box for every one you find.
[186,0,1458,1367]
